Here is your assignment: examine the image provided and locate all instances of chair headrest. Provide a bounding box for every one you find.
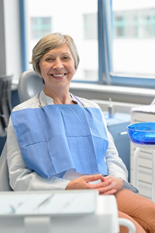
[18,70,44,103]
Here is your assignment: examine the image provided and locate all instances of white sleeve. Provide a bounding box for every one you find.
[105,130,128,181]
[99,111,128,181]
[7,118,70,191]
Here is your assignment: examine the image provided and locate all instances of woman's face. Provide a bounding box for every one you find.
[39,43,76,94]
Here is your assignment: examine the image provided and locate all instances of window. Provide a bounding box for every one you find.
[112,0,155,79]
[113,9,155,39]
[21,0,155,88]
[31,17,52,40]
[25,0,98,82]
[83,14,97,39]
[84,70,98,80]
[114,14,125,38]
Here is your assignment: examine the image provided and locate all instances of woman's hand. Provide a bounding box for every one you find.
[99,176,124,194]
[65,174,122,195]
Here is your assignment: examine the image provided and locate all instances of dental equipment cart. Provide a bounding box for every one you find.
[130,105,155,201]
[0,190,135,233]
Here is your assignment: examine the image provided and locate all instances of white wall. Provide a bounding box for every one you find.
[0,0,22,82]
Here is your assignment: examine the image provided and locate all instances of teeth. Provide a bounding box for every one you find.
[52,74,64,77]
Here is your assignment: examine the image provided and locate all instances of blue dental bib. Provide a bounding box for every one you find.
[11,104,109,178]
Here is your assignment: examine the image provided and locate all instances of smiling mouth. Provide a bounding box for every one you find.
[51,73,66,77]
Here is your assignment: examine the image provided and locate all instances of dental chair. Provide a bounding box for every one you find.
[0,70,136,232]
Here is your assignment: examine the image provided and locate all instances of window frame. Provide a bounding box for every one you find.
[19,0,27,72]
[20,0,155,89]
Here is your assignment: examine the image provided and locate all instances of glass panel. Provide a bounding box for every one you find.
[112,0,155,77]
[26,0,98,81]
[31,17,52,40]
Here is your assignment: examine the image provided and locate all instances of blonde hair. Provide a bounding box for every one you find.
[30,33,80,75]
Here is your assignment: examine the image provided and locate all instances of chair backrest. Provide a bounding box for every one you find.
[0,70,44,191]
[0,74,13,137]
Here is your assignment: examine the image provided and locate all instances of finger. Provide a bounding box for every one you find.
[100,189,116,195]
[84,174,103,182]
[103,176,114,181]
[96,181,115,193]
[100,176,106,182]
[100,176,114,183]
[89,178,114,189]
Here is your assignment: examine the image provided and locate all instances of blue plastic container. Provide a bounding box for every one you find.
[127,122,155,148]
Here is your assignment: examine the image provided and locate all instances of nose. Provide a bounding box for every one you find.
[53,58,63,70]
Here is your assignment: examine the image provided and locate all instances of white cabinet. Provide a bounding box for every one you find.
[130,112,155,199]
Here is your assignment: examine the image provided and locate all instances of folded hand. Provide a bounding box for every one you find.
[65,174,123,195]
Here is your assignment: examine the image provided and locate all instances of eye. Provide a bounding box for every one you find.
[45,57,55,62]
[62,56,70,60]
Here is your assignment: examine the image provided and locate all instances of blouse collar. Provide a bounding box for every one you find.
[39,90,81,107]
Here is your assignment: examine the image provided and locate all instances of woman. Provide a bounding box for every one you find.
[7,33,155,232]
